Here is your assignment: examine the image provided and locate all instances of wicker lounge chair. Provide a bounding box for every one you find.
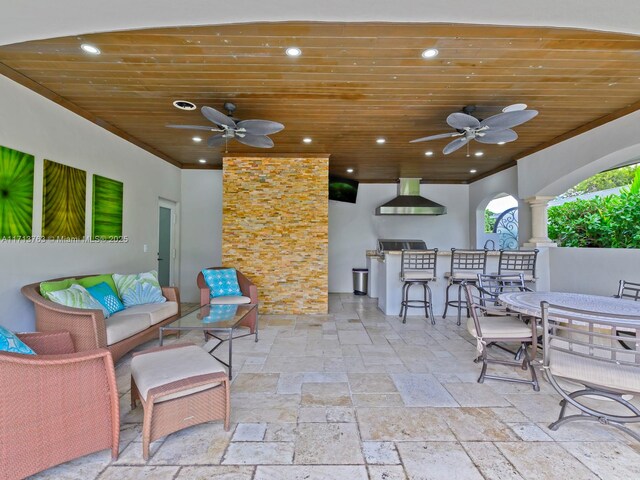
[0,331,119,480]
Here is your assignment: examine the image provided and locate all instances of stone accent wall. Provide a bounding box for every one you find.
[222,156,328,314]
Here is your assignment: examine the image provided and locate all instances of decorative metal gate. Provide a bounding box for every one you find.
[493,207,518,250]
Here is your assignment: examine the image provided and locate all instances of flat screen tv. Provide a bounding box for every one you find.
[329,175,359,204]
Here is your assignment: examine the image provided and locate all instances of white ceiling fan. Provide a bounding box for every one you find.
[410,104,538,155]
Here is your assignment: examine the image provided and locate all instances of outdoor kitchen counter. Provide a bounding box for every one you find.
[370,250,503,317]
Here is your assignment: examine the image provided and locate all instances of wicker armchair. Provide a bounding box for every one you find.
[197,267,258,334]
[21,275,181,362]
[0,331,119,480]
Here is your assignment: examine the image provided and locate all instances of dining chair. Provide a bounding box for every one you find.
[399,249,438,325]
[614,279,640,350]
[442,249,487,325]
[541,301,640,441]
[463,283,539,391]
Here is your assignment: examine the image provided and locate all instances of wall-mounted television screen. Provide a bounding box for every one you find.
[329,175,359,204]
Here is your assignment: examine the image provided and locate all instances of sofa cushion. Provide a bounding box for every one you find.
[47,284,110,318]
[113,270,166,308]
[116,302,178,326]
[131,345,226,402]
[0,326,35,355]
[209,296,251,305]
[104,311,151,345]
[202,268,242,298]
[40,278,77,299]
[77,274,119,298]
[87,282,125,316]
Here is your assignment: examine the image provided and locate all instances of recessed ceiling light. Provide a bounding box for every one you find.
[346,168,354,173]
[376,138,386,144]
[303,137,312,144]
[421,48,439,59]
[497,141,506,145]
[425,151,434,156]
[469,169,477,173]
[502,103,527,112]
[192,136,202,142]
[286,47,302,57]
[80,44,100,55]
[198,159,206,164]
[173,100,197,111]
[474,151,484,157]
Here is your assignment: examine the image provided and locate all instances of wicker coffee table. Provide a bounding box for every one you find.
[159,303,258,379]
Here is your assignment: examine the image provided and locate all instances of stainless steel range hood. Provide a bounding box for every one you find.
[375,178,447,215]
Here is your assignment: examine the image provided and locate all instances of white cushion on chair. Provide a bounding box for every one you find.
[131,345,227,403]
[210,296,251,305]
[401,271,435,281]
[467,316,533,340]
[444,271,479,281]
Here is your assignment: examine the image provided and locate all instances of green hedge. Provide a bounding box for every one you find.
[548,172,640,248]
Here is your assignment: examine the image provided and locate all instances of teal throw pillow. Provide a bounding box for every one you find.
[202,268,242,298]
[113,270,166,308]
[47,284,111,318]
[202,305,239,323]
[87,282,125,316]
[0,325,36,355]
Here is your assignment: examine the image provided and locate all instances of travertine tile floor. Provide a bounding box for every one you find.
[31,294,640,480]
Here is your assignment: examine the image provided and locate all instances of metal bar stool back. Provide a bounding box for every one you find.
[442,248,488,325]
[497,249,539,283]
[400,249,438,325]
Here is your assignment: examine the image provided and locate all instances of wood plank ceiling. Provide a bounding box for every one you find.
[0,23,639,183]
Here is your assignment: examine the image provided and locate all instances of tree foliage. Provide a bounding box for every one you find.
[560,164,638,198]
[548,169,640,248]
[484,209,496,233]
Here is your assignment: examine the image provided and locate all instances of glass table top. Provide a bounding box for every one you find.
[163,303,258,330]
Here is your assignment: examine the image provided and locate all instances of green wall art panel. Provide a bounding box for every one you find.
[0,146,35,239]
[42,159,86,239]
[92,175,123,239]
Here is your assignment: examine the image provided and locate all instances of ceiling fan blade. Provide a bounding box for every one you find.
[235,134,274,148]
[166,124,218,131]
[443,137,471,155]
[207,133,227,147]
[480,110,538,131]
[409,132,461,143]
[237,119,284,135]
[202,106,236,128]
[476,129,518,144]
[447,112,481,129]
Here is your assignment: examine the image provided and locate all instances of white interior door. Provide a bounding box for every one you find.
[158,199,177,286]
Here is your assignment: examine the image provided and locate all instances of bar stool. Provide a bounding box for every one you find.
[497,249,539,285]
[399,249,438,325]
[442,248,488,325]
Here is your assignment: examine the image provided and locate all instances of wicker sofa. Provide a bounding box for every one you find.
[21,274,181,362]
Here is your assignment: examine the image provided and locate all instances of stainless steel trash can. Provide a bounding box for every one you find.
[352,268,368,296]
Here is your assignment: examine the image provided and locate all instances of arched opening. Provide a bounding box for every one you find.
[482,194,519,250]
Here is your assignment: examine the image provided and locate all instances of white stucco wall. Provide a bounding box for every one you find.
[2,1,639,46]
[549,247,640,296]
[0,75,181,331]
[179,170,222,303]
[328,183,469,292]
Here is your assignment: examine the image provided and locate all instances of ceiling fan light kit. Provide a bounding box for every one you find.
[410,104,538,155]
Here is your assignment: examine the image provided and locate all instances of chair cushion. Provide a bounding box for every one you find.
[47,284,110,318]
[444,271,479,280]
[492,272,535,282]
[86,282,125,316]
[104,311,151,345]
[467,316,533,340]
[210,296,251,305]
[113,302,179,326]
[202,268,243,298]
[401,271,435,281]
[113,270,166,308]
[131,345,227,402]
[0,326,35,355]
[549,339,640,394]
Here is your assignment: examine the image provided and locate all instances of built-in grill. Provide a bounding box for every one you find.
[377,239,427,253]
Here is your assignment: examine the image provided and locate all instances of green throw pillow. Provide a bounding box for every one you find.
[40,278,77,299]
[77,274,118,296]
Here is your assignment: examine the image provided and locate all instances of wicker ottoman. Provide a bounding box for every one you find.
[130,343,230,459]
